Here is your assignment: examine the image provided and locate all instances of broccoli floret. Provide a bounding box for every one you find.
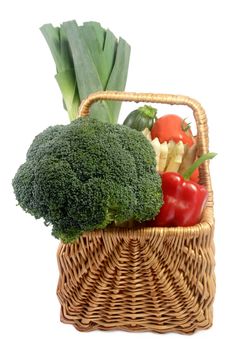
[12,118,163,242]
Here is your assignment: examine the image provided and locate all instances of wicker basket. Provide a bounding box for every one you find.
[57,91,215,334]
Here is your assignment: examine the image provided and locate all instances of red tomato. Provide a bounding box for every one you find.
[151,114,195,147]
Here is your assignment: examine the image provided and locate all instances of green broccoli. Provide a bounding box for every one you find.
[12,118,163,242]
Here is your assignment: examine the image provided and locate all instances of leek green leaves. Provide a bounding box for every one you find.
[40,20,130,123]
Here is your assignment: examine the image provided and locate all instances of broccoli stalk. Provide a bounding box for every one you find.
[12,118,163,242]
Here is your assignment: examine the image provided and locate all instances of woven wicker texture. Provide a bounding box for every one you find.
[57,91,215,334]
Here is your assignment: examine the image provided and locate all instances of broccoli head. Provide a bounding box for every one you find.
[12,118,163,242]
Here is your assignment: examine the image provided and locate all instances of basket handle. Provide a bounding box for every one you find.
[78,91,213,204]
[78,90,209,154]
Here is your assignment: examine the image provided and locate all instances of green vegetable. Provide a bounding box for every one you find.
[40,21,131,123]
[123,105,157,131]
[12,118,163,243]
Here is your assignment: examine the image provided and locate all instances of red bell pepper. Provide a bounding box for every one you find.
[150,152,216,227]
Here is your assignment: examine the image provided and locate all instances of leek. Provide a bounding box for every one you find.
[40,20,130,123]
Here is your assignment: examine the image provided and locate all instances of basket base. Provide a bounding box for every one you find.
[60,305,213,334]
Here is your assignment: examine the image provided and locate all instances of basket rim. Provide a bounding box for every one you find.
[58,207,214,243]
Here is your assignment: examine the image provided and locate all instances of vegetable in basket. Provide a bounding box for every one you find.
[151,136,199,182]
[123,105,157,131]
[12,118,163,243]
[151,114,195,147]
[148,153,216,227]
[40,20,130,123]
[130,112,199,181]
[150,113,199,182]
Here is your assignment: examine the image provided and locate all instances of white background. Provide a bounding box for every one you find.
[0,0,232,349]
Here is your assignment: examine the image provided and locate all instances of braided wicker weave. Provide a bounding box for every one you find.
[57,91,215,334]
